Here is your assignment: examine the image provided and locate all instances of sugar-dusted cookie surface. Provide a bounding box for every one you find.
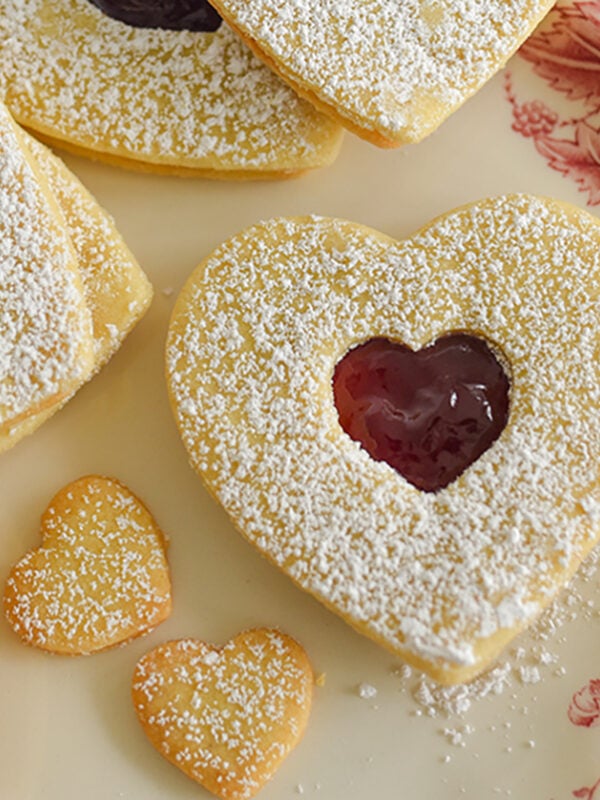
[26,135,153,371]
[0,132,153,454]
[4,475,172,655]
[0,0,342,178]
[208,0,554,146]
[132,629,313,800]
[166,196,600,684]
[0,102,94,434]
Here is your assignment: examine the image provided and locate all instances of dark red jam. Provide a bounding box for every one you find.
[89,0,222,32]
[333,334,510,492]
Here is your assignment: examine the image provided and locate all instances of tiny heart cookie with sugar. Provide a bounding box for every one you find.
[132,629,313,800]
[4,475,172,655]
[207,0,554,146]
[167,195,600,684]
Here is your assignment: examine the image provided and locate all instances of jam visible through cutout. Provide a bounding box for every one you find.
[88,0,222,32]
[333,334,510,492]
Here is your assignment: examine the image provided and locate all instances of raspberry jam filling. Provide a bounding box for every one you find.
[333,334,510,492]
[88,0,222,32]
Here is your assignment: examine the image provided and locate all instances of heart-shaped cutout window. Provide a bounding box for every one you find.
[88,0,222,32]
[333,333,510,492]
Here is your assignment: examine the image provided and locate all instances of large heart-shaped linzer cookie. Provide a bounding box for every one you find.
[132,629,313,800]
[166,195,600,685]
[207,0,554,146]
[4,475,171,654]
[0,0,342,177]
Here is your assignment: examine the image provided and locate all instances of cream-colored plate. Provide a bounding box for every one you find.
[0,20,598,799]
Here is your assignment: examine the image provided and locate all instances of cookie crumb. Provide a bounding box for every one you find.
[518,666,540,685]
[358,683,377,700]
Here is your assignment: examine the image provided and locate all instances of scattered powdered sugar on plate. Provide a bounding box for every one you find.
[358,682,378,700]
[213,0,553,142]
[396,546,598,721]
[0,0,340,173]
[167,195,600,682]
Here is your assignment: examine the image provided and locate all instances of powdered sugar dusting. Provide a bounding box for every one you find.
[166,196,600,681]
[0,0,341,173]
[399,546,599,719]
[26,135,152,366]
[213,0,553,142]
[0,103,92,430]
[132,630,313,799]
[4,475,171,654]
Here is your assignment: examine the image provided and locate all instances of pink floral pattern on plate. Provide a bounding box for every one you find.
[569,679,600,728]
[573,778,600,800]
[505,1,600,205]
[563,679,600,798]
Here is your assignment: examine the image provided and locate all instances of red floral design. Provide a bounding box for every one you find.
[512,99,559,137]
[506,1,600,206]
[534,121,600,204]
[519,2,600,108]
[573,777,600,800]
[568,679,600,728]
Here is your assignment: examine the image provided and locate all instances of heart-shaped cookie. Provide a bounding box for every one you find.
[0,128,153,454]
[0,0,342,177]
[207,0,554,146]
[166,195,600,684]
[0,101,94,434]
[132,629,313,799]
[4,475,172,654]
[24,133,153,374]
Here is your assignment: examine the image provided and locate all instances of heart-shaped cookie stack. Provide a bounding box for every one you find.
[0,101,153,453]
[0,101,93,434]
[167,195,600,684]
[4,475,172,654]
[132,629,313,799]
[208,0,555,145]
[0,0,342,178]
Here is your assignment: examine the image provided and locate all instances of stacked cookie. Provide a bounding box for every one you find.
[209,0,556,146]
[0,0,555,175]
[0,0,342,178]
[0,101,152,452]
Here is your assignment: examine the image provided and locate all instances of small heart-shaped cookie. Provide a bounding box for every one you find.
[132,629,313,799]
[4,475,171,654]
[0,0,342,177]
[167,195,600,684]
[208,0,554,146]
